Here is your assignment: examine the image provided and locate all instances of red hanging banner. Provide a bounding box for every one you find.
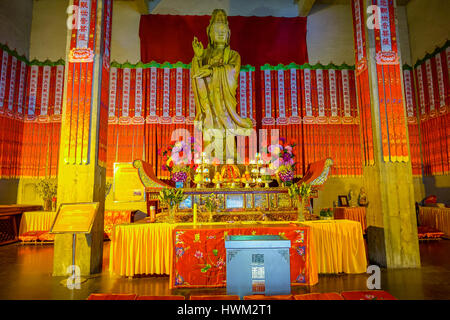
[373,0,409,163]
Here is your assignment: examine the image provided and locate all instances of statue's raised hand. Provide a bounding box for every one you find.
[192,37,204,57]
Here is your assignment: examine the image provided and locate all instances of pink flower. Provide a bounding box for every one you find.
[268,144,283,154]
[194,250,203,259]
[216,258,224,269]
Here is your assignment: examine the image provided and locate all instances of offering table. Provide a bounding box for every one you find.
[146,187,301,222]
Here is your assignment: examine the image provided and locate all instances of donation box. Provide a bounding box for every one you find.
[225,235,291,298]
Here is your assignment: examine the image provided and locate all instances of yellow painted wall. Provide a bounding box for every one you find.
[0,0,33,58]
[0,0,33,204]
[311,176,364,215]
[0,179,20,205]
[29,0,68,61]
[307,4,355,65]
[27,1,414,67]
[406,0,450,64]
[27,0,379,66]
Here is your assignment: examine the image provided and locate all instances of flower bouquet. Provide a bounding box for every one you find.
[277,165,295,186]
[159,138,200,186]
[320,208,333,220]
[36,179,57,211]
[288,182,312,222]
[158,187,186,223]
[266,138,296,187]
[202,193,222,222]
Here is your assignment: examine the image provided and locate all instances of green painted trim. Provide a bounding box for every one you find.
[144,61,163,68]
[414,40,449,68]
[0,43,28,63]
[111,60,252,70]
[240,65,255,72]
[403,64,413,71]
[111,60,192,69]
[121,61,136,68]
[110,60,355,71]
[261,62,355,71]
[135,61,146,68]
[1,42,65,66]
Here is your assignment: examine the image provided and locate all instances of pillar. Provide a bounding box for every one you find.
[53,0,112,276]
[351,0,420,268]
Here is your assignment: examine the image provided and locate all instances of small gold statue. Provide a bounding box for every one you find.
[358,187,369,207]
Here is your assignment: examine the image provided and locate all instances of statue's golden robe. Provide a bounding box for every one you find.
[191,46,253,135]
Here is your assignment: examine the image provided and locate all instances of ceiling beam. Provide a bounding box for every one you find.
[295,0,317,17]
[134,0,149,14]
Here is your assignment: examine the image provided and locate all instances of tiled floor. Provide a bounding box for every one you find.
[0,239,449,300]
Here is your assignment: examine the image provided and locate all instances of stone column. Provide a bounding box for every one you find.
[53,0,112,276]
[351,0,420,268]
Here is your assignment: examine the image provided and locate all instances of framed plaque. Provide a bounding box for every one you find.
[113,162,145,202]
[50,202,99,234]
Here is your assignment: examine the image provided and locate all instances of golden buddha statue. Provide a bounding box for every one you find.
[191,9,252,162]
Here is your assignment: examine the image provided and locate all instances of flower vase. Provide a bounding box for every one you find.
[167,206,177,224]
[297,198,305,222]
[276,176,282,187]
[43,199,52,212]
[208,211,214,223]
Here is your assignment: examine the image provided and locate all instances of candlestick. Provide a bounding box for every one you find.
[193,203,198,225]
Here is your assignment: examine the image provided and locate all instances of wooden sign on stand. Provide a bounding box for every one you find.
[50,202,99,234]
[50,202,99,288]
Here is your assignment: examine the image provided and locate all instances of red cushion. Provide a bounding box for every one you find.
[243,294,294,300]
[19,231,46,242]
[294,293,344,300]
[424,195,437,204]
[137,295,185,300]
[341,291,397,300]
[38,232,55,242]
[190,295,240,300]
[417,226,444,239]
[88,293,137,300]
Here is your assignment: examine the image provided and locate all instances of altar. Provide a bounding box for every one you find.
[147,187,299,222]
[108,219,367,285]
[106,8,366,291]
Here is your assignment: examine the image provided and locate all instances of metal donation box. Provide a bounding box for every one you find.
[225,235,291,298]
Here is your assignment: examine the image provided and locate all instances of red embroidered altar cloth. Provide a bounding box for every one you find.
[170,223,318,289]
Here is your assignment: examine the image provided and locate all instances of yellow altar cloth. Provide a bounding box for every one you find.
[419,207,450,237]
[108,220,367,277]
[18,211,57,235]
[109,223,176,277]
[300,220,367,274]
[109,220,366,278]
[109,221,315,277]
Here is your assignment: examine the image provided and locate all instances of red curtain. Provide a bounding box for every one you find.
[139,14,308,156]
[139,14,308,67]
